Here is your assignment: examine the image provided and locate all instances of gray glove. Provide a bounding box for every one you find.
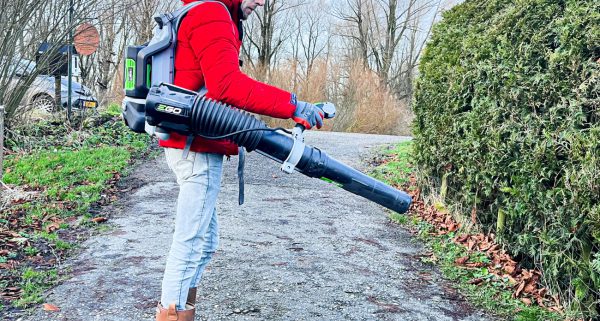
[292,100,324,129]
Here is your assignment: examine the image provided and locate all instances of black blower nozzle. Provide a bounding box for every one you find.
[140,83,412,213]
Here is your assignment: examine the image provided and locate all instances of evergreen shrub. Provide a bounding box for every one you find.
[413,0,599,315]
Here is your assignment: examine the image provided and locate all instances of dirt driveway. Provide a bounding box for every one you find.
[20,131,494,321]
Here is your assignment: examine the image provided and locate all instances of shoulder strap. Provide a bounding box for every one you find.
[172,1,232,32]
[172,1,205,29]
[172,1,203,17]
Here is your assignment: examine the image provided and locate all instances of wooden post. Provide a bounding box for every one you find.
[0,105,4,182]
[54,75,62,112]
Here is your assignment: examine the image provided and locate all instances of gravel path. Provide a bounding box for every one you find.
[19,131,495,321]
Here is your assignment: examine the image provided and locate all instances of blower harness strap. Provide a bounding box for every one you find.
[189,127,299,205]
[238,147,245,205]
[281,125,306,174]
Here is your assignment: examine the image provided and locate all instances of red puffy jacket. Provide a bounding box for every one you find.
[158,0,296,156]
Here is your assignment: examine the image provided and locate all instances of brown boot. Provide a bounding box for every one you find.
[156,302,195,321]
[186,288,197,306]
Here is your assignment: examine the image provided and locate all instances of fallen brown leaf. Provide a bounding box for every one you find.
[487,244,500,254]
[549,306,562,313]
[521,298,532,306]
[91,217,108,223]
[43,303,60,312]
[45,223,60,233]
[455,256,469,265]
[468,278,484,285]
[465,262,485,268]
[479,242,491,251]
[504,264,516,275]
[515,281,526,297]
[456,234,469,243]
[523,281,536,294]
[467,239,476,251]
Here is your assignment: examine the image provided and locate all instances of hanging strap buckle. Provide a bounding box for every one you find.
[281,125,305,174]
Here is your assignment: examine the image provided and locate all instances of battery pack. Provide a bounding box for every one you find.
[124,45,149,99]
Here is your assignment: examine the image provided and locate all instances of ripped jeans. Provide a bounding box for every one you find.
[160,148,224,310]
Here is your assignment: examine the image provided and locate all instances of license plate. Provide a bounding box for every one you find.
[83,101,97,108]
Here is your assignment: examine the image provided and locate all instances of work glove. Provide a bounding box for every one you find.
[292,99,324,130]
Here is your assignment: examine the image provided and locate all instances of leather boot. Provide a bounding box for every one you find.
[186,288,197,306]
[156,302,195,321]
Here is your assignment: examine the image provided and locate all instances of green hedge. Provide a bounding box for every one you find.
[413,0,599,316]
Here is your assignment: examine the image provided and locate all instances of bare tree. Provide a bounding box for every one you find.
[243,0,305,79]
[98,3,127,102]
[298,5,331,76]
[333,0,442,100]
[75,0,181,104]
[387,0,444,99]
[127,0,180,44]
[332,0,373,67]
[129,0,161,44]
[0,0,95,126]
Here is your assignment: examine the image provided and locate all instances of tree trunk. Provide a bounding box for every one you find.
[245,0,290,80]
[54,75,62,112]
[0,106,4,181]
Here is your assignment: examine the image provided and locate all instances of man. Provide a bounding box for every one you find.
[156,0,325,320]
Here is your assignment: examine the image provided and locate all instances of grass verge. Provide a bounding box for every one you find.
[0,114,151,313]
[371,141,562,321]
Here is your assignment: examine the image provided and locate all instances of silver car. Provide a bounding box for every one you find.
[7,58,98,112]
[25,75,98,112]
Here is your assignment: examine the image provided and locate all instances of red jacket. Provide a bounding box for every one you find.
[158,0,296,155]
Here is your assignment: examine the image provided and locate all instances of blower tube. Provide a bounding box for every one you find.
[143,83,412,214]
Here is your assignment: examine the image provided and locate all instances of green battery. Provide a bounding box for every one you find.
[124,45,150,98]
[125,58,136,91]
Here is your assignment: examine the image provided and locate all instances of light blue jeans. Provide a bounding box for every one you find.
[161,148,224,310]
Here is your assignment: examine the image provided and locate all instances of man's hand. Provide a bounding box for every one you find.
[292,100,324,129]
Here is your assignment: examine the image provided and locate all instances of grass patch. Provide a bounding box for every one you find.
[372,141,561,321]
[1,114,151,311]
[104,103,122,116]
[371,141,413,186]
[4,147,130,213]
[14,268,58,307]
[34,231,73,251]
[388,212,408,225]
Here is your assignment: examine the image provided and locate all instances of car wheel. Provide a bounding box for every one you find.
[32,95,56,113]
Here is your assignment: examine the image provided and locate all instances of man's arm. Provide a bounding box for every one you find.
[183,3,295,119]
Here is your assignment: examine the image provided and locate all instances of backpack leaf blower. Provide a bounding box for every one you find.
[124,83,412,214]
